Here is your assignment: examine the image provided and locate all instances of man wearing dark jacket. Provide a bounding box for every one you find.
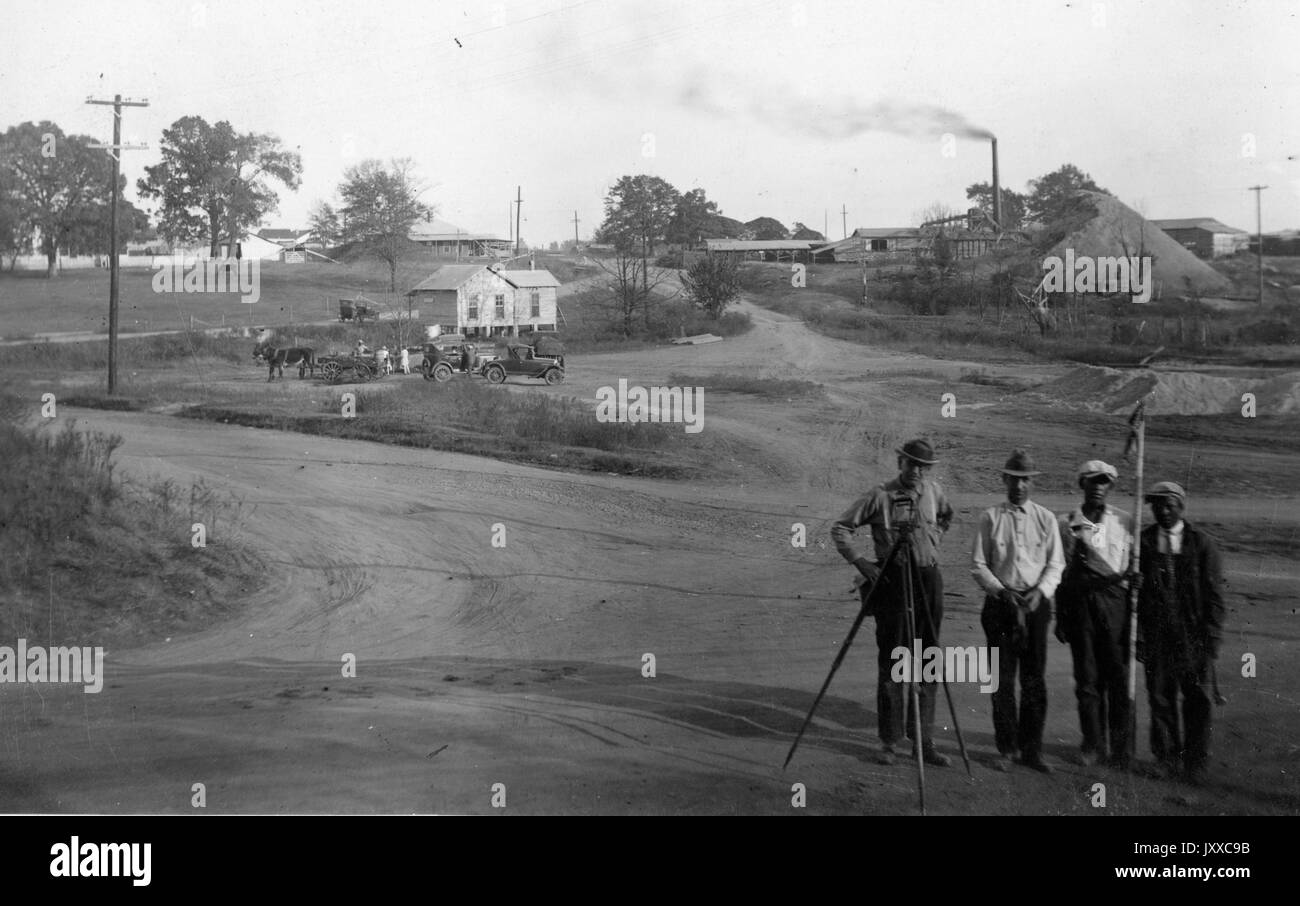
[1137,482,1226,784]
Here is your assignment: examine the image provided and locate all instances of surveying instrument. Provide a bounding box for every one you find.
[784,492,972,814]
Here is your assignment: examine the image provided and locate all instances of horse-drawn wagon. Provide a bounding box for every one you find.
[316,353,381,383]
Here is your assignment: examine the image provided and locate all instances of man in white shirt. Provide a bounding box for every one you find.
[971,449,1065,773]
[1056,461,1136,768]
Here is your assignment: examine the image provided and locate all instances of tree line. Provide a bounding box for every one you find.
[1,115,433,290]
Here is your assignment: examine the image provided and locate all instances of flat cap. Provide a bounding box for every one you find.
[1078,460,1118,481]
[1144,481,1187,503]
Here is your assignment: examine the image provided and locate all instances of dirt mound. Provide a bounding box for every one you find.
[1027,364,1300,415]
[1045,192,1232,297]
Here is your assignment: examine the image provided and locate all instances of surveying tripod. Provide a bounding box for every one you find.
[784,494,972,814]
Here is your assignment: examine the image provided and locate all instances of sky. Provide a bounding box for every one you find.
[3,0,1298,244]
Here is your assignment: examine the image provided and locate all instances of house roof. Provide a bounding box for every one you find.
[703,239,814,251]
[1151,218,1246,234]
[408,217,504,242]
[500,269,560,288]
[851,227,922,239]
[407,264,491,292]
[257,228,309,242]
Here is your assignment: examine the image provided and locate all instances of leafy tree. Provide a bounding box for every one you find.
[1024,164,1108,225]
[337,157,433,293]
[964,182,1027,229]
[667,187,720,246]
[3,122,115,276]
[596,174,681,301]
[681,255,742,319]
[0,141,31,269]
[791,222,825,241]
[137,115,301,256]
[307,200,341,247]
[65,198,148,256]
[744,217,789,241]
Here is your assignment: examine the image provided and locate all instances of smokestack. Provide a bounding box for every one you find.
[991,137,1002,231]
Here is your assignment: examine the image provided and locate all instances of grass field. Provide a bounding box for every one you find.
[740,257,1300,367]
[0,250,526,336]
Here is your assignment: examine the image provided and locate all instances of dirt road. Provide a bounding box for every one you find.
[5,299,1296,814]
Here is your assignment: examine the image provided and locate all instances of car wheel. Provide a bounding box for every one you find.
[486,365,506,384]
[433,363,453,383]
[545,368,564,385]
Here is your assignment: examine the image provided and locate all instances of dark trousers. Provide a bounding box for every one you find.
[981,594,1051,759]
[1144,656,1213,774]
[873,562,943,748]
[1064,583,1131,759]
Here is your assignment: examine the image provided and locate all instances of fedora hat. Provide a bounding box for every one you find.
[1144,480,1186,504]
[1001,449,1042,477]
[895,439,938,465]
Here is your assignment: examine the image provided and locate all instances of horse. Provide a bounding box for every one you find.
[254,344,316,381]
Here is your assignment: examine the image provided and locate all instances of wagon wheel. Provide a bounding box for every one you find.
[321,361,343,382]
[485,364,506,384]
[545,368,565,385]
[353,362,374,382]
[433,363,454,383]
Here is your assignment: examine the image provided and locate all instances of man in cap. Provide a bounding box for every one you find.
[971,449,1065,773]
[832,439,955,767]
[1056,461,1137,768]
[1137,482,1226,784]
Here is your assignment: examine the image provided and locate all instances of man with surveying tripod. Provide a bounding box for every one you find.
[831,439,955,768]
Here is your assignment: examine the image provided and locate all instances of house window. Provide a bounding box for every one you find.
[494,294,505,319]
[870,239,888,251]
[467,294,479,320]
[530,291,540,318]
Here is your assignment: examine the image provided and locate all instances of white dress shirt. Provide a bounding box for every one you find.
[971,499,1065,599]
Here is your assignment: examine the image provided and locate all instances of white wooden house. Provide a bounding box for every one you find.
[407,265,561,337]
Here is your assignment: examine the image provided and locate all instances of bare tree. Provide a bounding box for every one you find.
[592,250,677,337]
[913,201,961,226]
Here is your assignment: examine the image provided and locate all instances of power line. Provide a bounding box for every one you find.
[1248,184,1268,306]
[87,93,149,396]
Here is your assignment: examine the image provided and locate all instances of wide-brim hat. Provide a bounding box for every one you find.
[1144,480,1187,504]
[1078,460,1118,482]
[895,439,938,465]
[1001,449,1042,477]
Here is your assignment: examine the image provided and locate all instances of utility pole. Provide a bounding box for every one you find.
[87,93,149,395]
[841,204,848,239]
[515,185,523,257]
[572,210,580,250]
[1249,184,1268,306]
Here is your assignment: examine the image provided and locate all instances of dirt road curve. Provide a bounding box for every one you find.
[6,300,1296,814]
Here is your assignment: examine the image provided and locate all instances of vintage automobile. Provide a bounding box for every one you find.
[420,337,496,382]
[481,342,565,385]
